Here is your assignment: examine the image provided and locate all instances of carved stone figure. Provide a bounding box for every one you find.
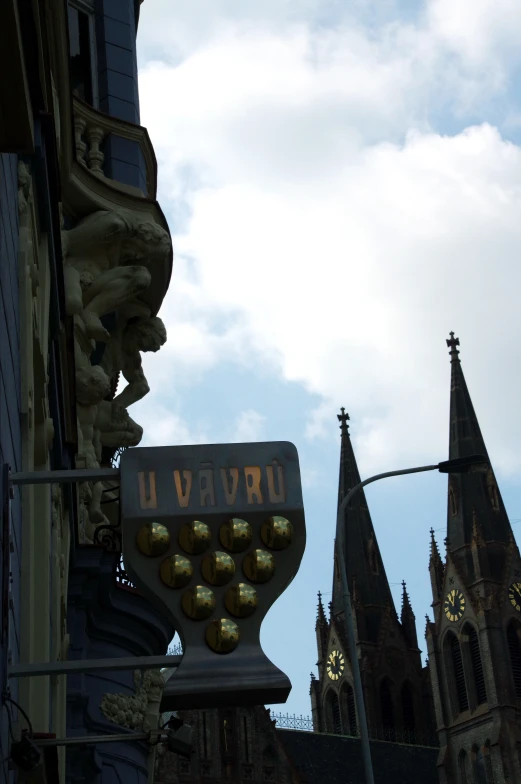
[100,670,165,732]
[76,365,111,469]
[63,209,171,341]
[75,365,112,539]
[102,315,167,409]
[93,315,167,449]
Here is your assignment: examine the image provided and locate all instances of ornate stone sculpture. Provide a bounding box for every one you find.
[100,670,165,732]
[62,208,170,545]
[94,314,167,449]
[63,208,170,341]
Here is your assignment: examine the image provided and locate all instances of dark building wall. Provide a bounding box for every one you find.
[0,152,22,782]
[66,549,174,782]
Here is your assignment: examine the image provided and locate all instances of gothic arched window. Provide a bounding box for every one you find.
[472,745,487,784]
[202,711,210,759]
[486,471,499,511]
[458,749,468,784]
[367,534,379,575]
[325,690,342,734]
[380,679,395,739]
[446,632,469,713]
[401,682,415,739]
[449,486,458,516]
[507,621,521,699]
[464,623,487,705]
[483,740,493,784]
[341,683,357,736]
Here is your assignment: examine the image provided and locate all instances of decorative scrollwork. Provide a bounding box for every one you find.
[93,522,122,551]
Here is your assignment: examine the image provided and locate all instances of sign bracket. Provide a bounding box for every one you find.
[8,653,182,679]
[9,467,120,486]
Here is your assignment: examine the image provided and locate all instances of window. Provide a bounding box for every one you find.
[401,682,415,737]
[486,472,499,511]
[326,690,342,734]
[343,684,357,736]
[447,632,468,712]
[465,625,487,705]
[380,679,395,739]
[458,750,468,784]
[473,746,488,784]
[202,712,208,759]
[243,716,249,762]
[507,621,521,699]
[368,534,379,575]
[484,741,494,784]
[68,1,98,106]
[449,486,458,516]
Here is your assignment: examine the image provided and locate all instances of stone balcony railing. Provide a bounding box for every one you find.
[73,96,157,199]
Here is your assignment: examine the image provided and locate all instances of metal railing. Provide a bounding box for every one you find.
[270,713,438,748]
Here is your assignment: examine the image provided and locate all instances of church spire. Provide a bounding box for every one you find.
[316,591,327,626]
[445,333,512,577]
[401,581,418,649]
[429,528,444,601]
[331,410,395,636]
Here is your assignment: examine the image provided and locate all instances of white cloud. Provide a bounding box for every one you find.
[137,0,521,480]
[232,409,267,442]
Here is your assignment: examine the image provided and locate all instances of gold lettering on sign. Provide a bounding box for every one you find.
[174,470,192,508]
[244,466,263,504]
[199,467,216,507]
[266,461,285,503]
[138,471,158,509]
[221,468,239,505]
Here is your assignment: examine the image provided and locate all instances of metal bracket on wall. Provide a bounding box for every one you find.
[9,467,120,486]
[8,653,182,679]
[34,728,173,748]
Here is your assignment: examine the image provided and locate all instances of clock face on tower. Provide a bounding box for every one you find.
[327,650,345,681]
[444,589,466,622]
[509,582,521,612]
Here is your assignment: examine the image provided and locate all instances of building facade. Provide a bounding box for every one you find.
[1,1,174,780]
[426,335,521,783]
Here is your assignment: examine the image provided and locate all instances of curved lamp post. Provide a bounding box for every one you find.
[335,454,487,784]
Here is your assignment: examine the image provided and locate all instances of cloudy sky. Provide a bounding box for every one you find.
[134,0,521,717]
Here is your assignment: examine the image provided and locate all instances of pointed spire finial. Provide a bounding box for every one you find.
[401,580,412,610]
[429,528,440,559]
[337,407,350,436]
[446,331,460,362]
[316,591,327,624]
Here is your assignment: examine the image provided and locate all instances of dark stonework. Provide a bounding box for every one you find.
[154,706,297,784]
[66,547,175,783]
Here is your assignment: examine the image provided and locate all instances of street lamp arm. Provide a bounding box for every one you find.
[338,463,439,519]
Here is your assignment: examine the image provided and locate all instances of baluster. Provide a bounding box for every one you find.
[85,126,105,175]
[73,115,87,166]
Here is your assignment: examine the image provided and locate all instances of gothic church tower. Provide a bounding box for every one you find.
[311,410,433,743]
[427,334,521,783]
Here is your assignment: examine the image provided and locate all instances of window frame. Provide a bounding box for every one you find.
[68,0,99,108]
